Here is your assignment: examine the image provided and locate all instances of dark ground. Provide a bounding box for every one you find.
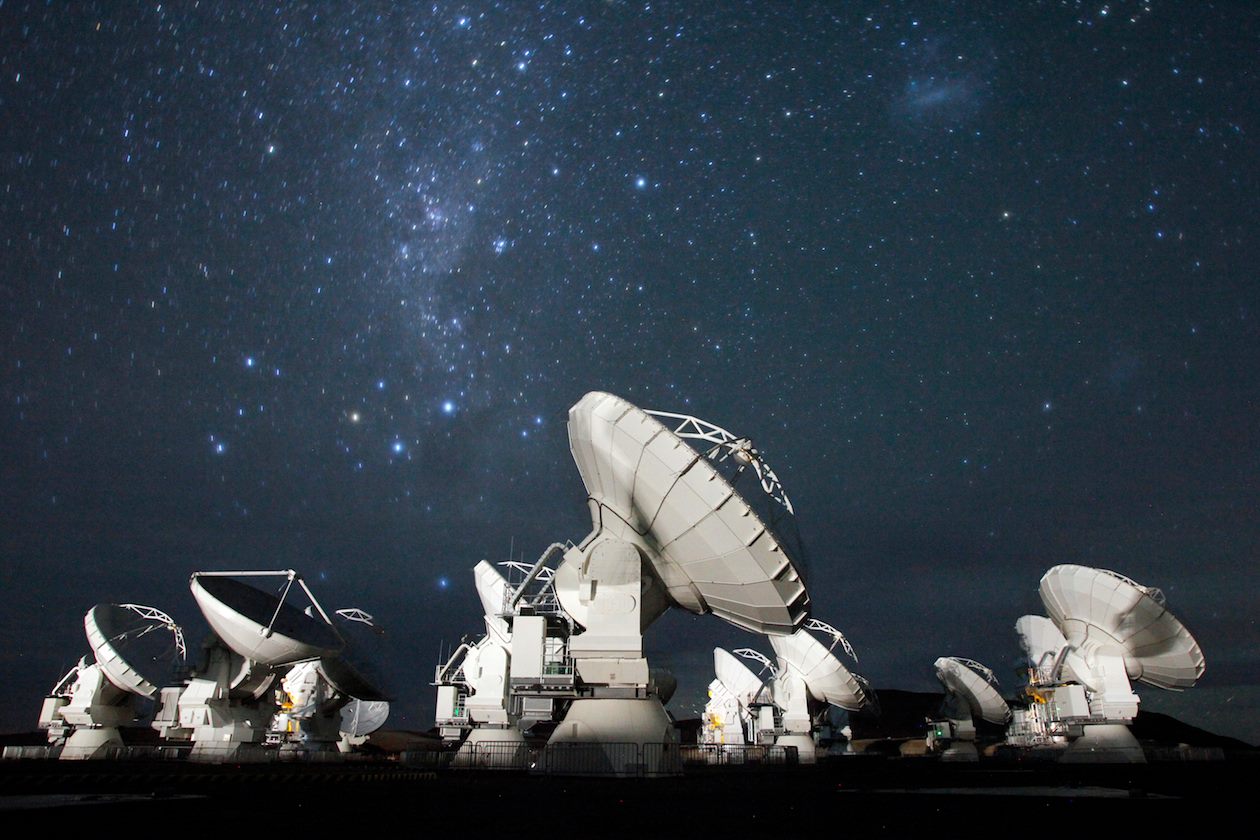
[0,752,1251,832]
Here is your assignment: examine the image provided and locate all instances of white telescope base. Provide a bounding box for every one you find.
[546,698,678,776]
[1061,723,1146,763]
[60,728,122,760]
[775,733,816,764]
[454,726,528,769]
[189,721,269,763]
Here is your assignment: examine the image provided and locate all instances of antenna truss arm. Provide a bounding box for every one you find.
[50,660,84,697]
[805,618,857,663]
[119,603,187,660]
[733,648,778,677]
[1096,567,1166,604]
[335,608,376,627]
[507,542,568,609]
[947,656,999,684]
[191,569,335,636]
[646,409,795,515]
[434,643,471,685]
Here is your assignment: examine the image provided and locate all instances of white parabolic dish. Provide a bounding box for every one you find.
[567,391,809,635]
[1039,564,1205,689]
[191,575,342,668]
[770,627,869,711]
[714,648,764,706]
[1014,614,1068,668]
[84,604,182,699]
[934,657,1011,725]
[340,699,390,738]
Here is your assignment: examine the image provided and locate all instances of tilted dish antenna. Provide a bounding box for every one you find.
[42,603,188,759]
[714,647,765,707]
[769,619,871,712]
[190,570,342,667]
[181,571,346,761]
[547,391,812,771]
[1039,565,1205,690]
[562,391,809,635]
[766,618,874,764]
[340,698,390,739]
[1012,565,1206,763]
[927,656,1009,761]
[86,603,187,699]
[934,657,1011,726]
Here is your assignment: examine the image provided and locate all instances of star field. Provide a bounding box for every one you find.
[1,3,1257,741]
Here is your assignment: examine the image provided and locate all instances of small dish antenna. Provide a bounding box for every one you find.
[174,570,353,761]
[927,657,1010,762]
[1006,565,1206,762]
[701,648,766,747]
[340,698,390,739]
[764,619,876,763]
[40,603,186,760]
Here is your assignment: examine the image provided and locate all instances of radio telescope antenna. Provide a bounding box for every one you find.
[701,648,767,747]
[766,619,876,763]
[40,604,187,760]
[191,570,341,668]
[271,602,391,759]
[927,656,1011,762]
[175,570,345,761]
[339,698,390,747]
[546,392,813,774]
[1006,565,1206,763]
[433,538,582,767]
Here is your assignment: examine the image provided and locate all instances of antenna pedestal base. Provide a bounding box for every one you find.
[546,698,679,776]
[59,727,122,760]
[775,733,816,764]
[188,718,270,763]
[1062,723,1145,763]
[454,726,528,769]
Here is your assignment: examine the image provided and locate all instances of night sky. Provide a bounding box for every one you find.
[2,3,1257,744]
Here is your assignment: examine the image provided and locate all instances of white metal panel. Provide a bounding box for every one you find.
[713,648,764,706]
[510,615,546,681]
